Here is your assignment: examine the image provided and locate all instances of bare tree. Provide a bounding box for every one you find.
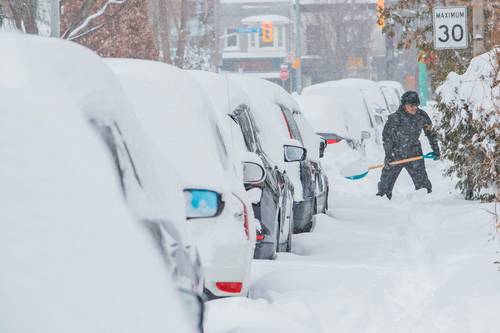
[0,0,215,67]
[1,0,39,34]
[304,4,374,82]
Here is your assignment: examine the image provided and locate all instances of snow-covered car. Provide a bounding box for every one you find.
[107,59,256,298]
[301,83,379,151]
[230,75,321,234]
[0,33,205,330]
[187,70,296,258]
[304,78,392,144]
[378,80,405,113]
[0,54,195,333]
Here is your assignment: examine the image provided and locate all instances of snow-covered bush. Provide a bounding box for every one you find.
[436,49,500,202]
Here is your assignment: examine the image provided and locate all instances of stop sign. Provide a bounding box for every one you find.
[280,67,289,81]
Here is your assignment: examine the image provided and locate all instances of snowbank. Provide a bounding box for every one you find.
[435,48,499,200]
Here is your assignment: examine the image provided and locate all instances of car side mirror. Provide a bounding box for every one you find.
[183,189,223,219]
[243,161,266,184]
[284,144,306,162]
[241,152,266,185]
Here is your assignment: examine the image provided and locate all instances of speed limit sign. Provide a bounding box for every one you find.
[433,7,468,50]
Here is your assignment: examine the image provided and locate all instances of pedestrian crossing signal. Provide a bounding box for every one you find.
[261,21,273,42]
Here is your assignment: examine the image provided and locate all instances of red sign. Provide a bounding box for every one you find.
[280,68,289,81]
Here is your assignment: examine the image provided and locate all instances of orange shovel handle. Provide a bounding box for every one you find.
[368,156,424,170]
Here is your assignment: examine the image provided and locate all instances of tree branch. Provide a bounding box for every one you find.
[66,0,127,40]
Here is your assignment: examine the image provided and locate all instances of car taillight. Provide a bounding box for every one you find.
[216,282,243,293]
[233,194,249,240]
[326,138,341,144]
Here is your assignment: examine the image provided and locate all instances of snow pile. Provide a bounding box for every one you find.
[436,48,499,201]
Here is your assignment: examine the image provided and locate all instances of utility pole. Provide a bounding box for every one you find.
[472,0,485,56]
[50,0,60,37]
[294,0,302,93]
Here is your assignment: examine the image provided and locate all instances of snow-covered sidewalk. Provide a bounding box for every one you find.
[205,153,500,333]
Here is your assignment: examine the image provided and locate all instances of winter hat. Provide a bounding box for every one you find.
[401,91,420,106]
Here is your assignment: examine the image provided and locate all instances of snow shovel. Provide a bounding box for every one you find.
[342,152,437,180]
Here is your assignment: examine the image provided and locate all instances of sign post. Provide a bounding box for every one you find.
[433,6,468,50]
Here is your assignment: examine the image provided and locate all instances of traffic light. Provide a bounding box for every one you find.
[377,0,384,28]
[261,21,273,42]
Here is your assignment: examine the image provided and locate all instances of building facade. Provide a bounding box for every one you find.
[217,0,294,88]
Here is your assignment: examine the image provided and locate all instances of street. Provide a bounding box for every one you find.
[206,149,500,333]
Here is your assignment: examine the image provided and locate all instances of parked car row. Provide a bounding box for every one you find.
[0,33,329,332]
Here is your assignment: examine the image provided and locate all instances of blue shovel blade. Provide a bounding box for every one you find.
[345,171,369,180]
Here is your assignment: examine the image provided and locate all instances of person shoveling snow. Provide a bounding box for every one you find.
[376,91,440,200]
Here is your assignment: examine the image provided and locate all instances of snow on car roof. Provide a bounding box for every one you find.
[294,93,349,138]
[301,84,374,141]
[0,32,188,226]
[0,84,194,333]
[186,70,253,156]
[313,78,390,113]
[378,80,405,96]
[187,70,252,117]
[106,58,230,192]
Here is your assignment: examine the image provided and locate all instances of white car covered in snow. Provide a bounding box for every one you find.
[0,43,195,333]
[303,78,392,145]
[301,82,380,149]
[0,33,204,330]
[229,75,321,234]
[107,59,256,298]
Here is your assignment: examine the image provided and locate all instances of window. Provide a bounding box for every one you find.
[224,27,239,49]
[279,105,303,143]
[233,105,258,153]
[248,25,286,50]
[89,120,143,197]
[276,26,284,48]
[249,32,257,48]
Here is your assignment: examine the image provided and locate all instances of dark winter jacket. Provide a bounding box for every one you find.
[382,106,440,161]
